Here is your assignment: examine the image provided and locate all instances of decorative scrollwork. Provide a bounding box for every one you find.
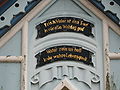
[31,73,39,84]
[91,74,100,83]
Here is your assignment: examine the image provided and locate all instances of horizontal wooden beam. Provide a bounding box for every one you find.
[108,53,120,60]
[0,56,24,63]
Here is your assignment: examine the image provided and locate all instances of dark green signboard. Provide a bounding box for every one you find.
[36,17,94,38]
[35,45,93,68]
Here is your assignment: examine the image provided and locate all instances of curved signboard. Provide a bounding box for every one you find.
[35,45,93,68]
[36,17,94,38]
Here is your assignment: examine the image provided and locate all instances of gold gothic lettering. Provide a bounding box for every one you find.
[43,18,89,27]
[46,48,57,53]
[44,25,85,33]
[36,17,94,39]
[35,45,93,67]
[45,47,82,54]
[43,53,88,62]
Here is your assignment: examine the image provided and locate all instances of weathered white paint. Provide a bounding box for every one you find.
[108,53,120,60]
[22,21,28,56]
[102,20,110,90]
[0,56,23,62]
[109,28,120,89]
[21,21,28,90]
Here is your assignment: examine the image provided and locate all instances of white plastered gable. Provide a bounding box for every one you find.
[0,0,120,90]
[0,0,119,48]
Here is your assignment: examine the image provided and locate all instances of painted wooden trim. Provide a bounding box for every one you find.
[108,53,120,60]
[79,0,120,35]
[22,21,28,56]
[102,20,111,90]
[0,0,53,48]
[0,56,24,63]
[21,21,28,90]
